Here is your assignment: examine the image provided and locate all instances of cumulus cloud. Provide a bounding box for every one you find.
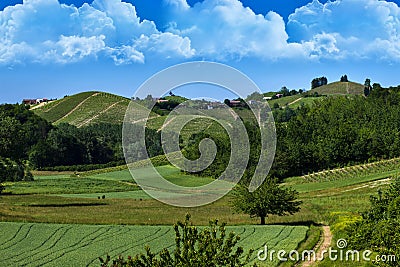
[288,0,400,61]
[165,0,307,60]
[1,0,400,65]
[0,0,193,65]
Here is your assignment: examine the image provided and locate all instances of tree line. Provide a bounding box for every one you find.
[0,104,163,188]
[183,83,400,181]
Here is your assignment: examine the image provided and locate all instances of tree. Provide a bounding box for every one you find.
[99,214,254,267]
[364,78,372,96]
[311,77,328,89]
[231,178,302,225]
[280,86,290,97]
[345,176,400,266]
[340,75,348,82]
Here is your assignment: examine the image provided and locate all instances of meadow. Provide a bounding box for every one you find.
[0,159,397,266]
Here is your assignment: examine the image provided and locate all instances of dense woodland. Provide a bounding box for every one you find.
[0,104,163,185]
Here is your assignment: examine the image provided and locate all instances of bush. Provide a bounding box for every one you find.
[345,176,400,266]
[99,214,255,267]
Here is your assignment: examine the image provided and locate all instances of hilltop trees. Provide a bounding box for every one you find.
[231,178,302,225]
[340,74,349,82]
[311,76,328,89]
[364,78,372,96]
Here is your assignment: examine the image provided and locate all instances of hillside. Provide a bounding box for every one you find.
[309,81,364,95]
[33,91,156,127]
[267,81,365,109]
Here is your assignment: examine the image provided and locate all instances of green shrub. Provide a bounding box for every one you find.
[99,214,255,267]
[345,176,400,266]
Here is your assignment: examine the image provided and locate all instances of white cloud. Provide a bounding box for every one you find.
[105,45,145,65]
[164,0,190,10]
[288,0,400,61]
[56,35,106,62]
[1,0,400,65]
[165,0,305,60]
[134,32,195,59]
[0,0,194,65]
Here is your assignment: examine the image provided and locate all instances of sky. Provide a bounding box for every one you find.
[1,0,400,103]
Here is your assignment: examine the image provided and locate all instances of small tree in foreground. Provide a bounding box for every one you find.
[99,214,254,267]
[231,178,302,225]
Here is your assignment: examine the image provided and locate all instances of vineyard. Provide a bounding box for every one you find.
[34,92,157,127]
[301,157,400,182]
[0,222,308,267]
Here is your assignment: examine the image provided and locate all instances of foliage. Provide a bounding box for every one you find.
[0,158,33,184]
[340,74,349,82]
[152,95,188,116]
[364,78,372,96]
[272,89,400,178]
[345,176,400,266]
[0,104,52,161]
[311,76,328,89]
[231,178,302,225]
[99,214,254,267]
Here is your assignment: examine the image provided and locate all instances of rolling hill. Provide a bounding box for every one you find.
[267,81,365,108]
[33,91,156,127]
[34,81,364,127]
[309,81,364,95]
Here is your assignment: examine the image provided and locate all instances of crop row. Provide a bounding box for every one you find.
[0,222,308,267]
[302,157,400,182]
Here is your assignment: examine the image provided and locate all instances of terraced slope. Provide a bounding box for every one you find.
[34,91,95,123]
[34,92,156,127]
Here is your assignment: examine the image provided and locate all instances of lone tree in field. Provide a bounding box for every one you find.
[231,178,302,225]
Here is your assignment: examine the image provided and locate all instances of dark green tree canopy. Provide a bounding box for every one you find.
[231,178,302,225]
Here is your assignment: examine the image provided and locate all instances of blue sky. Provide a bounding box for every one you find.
[1,0,400,103]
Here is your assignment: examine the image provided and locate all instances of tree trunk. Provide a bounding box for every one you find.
[260,216,266,225]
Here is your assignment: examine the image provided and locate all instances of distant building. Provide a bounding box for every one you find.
[263,96,272,100]
[229,100,242,106]
[22,98,50,105]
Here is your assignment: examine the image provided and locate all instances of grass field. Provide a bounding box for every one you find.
[3,166,215,196]
[0,222,308,267]
[1,158,398,266]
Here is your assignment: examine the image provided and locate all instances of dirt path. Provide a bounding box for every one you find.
[301,226,332,267]
[287,97,303,107]
[157,117,176,132]
[29,101,54,110]
[55,92,99,123]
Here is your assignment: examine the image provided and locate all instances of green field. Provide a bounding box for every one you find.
[1,157,399,266]
[0,222,308,267]
[3,166,215,196]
